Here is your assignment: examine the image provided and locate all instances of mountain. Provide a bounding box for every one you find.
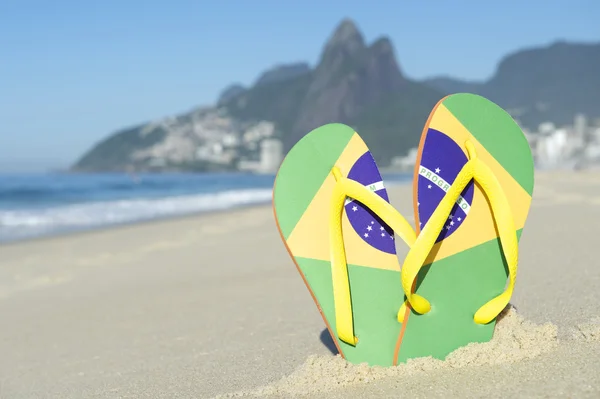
[73,19,441,172]
[215,19,441,165]
[72,21,600,173]
[422,41,600,129]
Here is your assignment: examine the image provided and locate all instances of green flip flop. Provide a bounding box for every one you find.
[273,123,416,366]
[394,93,535,363]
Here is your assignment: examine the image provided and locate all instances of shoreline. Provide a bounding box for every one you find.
[0,199,274,248]
[0,178,412,247]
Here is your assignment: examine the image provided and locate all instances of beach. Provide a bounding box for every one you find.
[1,171,599,398]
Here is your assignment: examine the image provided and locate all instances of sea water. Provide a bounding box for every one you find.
[0,172,411,243]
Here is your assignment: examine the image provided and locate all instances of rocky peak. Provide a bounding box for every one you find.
[324,19,365,52]
[366,37,404,89]
[254,62,311,87]
[316,19,367,76]
[369,37,398,70]
[217,84,246,106]
[369,37,393,53]
[290,22,406,146]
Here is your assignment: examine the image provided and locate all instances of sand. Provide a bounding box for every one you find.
[0,171,600,398]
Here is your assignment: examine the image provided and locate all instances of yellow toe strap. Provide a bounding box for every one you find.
[398,141,518,325]
[471,154,518,324]
[330,166,416,345]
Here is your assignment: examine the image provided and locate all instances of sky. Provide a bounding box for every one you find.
[1,0,599,172]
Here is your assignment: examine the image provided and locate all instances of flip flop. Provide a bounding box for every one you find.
[273,123,416,366]
[394,93,535,364]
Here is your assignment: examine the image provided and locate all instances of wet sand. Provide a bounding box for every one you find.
[0,171,599,398]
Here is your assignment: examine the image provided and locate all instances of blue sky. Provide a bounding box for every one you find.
[1,0,598,172]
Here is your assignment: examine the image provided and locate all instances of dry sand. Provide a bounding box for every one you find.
[0,171,599,398]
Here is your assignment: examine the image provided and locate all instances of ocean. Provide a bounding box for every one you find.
[0,172,411,243]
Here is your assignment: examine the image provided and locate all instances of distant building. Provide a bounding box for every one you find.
[243,121,275,144]
[222,133,239,147]
[530,113,600,170]
[574,113,587,140]
[538,122,556,136]
[259,138,283,173]
[195,142,237,165]
[212,143,223,155]
[237,138,283,174]
[196,146,211,160]
[536,128,568,167]
[592,127,600,142]
[389,148,418,172]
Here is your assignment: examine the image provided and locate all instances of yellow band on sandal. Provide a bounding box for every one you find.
[329,166,416,345]
[471,154,518,324]
[398,141,518,325]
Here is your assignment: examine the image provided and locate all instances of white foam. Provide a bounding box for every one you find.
[0,188,272,241]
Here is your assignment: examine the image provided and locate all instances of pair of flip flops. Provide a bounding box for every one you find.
[273,93,535,366]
